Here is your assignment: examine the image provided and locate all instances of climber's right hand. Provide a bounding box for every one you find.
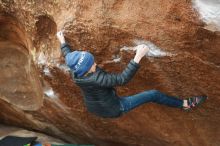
[133,44,149,63]
[56,30,66,44]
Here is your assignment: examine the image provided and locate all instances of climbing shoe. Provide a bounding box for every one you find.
[183,95,208,111]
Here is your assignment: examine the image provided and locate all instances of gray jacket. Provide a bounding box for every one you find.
[61,43,140,118]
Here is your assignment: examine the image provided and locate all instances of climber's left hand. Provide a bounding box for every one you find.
[56,30,66,44]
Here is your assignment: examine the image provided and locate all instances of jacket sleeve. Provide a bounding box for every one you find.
[93,59,140,87]
[60,43,72,57]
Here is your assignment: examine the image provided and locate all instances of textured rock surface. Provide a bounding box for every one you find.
[0,0,219,146]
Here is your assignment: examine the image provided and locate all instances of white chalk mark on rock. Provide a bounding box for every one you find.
[43,67,52,76]
[113,57,121,63]
[120,40,175,58]
[44,88,58,99]
[37,52,47,65]
[134,40,174,57]
[193,0,220,31]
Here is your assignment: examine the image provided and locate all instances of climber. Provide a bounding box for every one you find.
[56,30,207,118]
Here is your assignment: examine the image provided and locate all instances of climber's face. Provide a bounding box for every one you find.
[88,62,97,73]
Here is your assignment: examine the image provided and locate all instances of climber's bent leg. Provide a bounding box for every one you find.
[119,90,183,113]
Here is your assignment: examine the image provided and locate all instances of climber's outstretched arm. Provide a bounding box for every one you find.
[56,30,71,57]
[60,43,71,57]
[92,44,150,87]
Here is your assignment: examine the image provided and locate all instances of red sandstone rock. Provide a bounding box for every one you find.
[0,1,219,146]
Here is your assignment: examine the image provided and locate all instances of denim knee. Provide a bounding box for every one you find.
[142,89,160,101]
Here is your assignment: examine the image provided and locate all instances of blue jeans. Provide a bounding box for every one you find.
[119,90,183,113]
